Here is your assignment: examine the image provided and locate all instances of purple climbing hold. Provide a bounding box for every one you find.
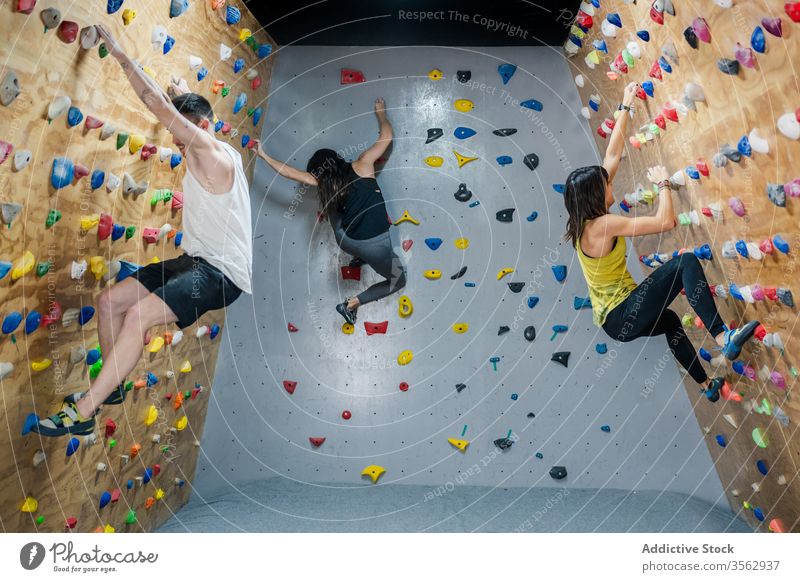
[552,264,567,282]
[762,17,783,37]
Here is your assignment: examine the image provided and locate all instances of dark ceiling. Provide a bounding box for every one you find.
[249,0,582,47]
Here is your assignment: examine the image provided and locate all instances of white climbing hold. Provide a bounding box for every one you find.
[748,128,769,154]
[684,82,705,102]
[47,95,71,121]
[151,25,167,51]
[69,346,86,363]
[106,172,120,192]
[171,330,184,346]
[574,74,584,88]
[196,325,209,338]
[580,107,591,120]
[0,361,13,380]
[79,26,100,49]
[713,0,732,7]
[579,1,595,15]
[601,18,618,37]
[722,414,738,428]
[220,43,232,60]
[626,41,641,59]
[777,475,787,486]
[777,112,800,140]
[13,150,31,171]
[70,260,87,280]
[159,147,173,162]
[104,260,121,282]
[670,170,686,186]
[188,55,203,70]
[246,68,259,80]
[707,202,723,222]
[32,449,46,467]
[159,223,173,239]
[662,41,679,63]
[99,124,116,140]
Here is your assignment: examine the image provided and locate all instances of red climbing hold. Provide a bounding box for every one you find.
[696,160,709,177]
[98,213,112,240]
[341,69,365,84]
[171,190,184,210]
[341,410,351,420]
[221,123,232,135]
[287,323,299,332]
[649,60,662,80]
[635,86,647,101]
[142,228,160,244]
[341,266,361,281]
[399,382,409,392]
[140,144,157,161]
[576,10,593,29]
[110,488,121,503]
[654,114,667,130]
[65,517,78,529]
[105,418,117,438]
[84,115,104,130]
[42,301,62,327]
[153,464,161,476]
[283,380,297,394]
[650,6,665,25]
[755,324,767,342]
[402,240,413,252]
[765,287,778,301]
[309,437,326,447]
[16,0,37,14]
[58,21,79,43]
[663,104,679,122]
[786,2,800,23]
[251,76,262,90]
[364,321,388,335]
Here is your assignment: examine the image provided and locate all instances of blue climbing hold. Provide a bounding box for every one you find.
[79,306,95,326]
[732,360,746,375]
[601,425,611,433]
[464,282,476,287]
[241,134,250,148]
[25,311,41,334]
[606,13,622,27]
[163,35,175,54]
[197,67,208,82]
[641,80,654,97]
[756,460,768,475]
[252,107,263,127]
[468,201,480,208]
[107,0,124,14]
[146,372,158,387]
[169,0,189,18]
[143,467,153,484]
[111,224,125,241]
[67,106,83,127]
[170,153,183,169]
[694,244,712,261]
[658,56,672,74]
[210,323,220,340]
[568,34,583,49]
[535,452,544,459]
[735,240,748,259]
[527,296,539,309]
[51,157,74,189]
[715,435,726,447]
[498,63,517,85]
[424,238,443,251]
[526,211,538,222]
[751,26,766,53]
[175,231,183,247]
[127,479,134,489]
[258,44,272,59]
[552,183,565,194]
[90,169,105,190]
[737,135,752,157]
[99,491,112,509]
[552,265,567,282]
[596,343,607,354]
[86,349,101,366]
[593,39,608,53]
[454,127,476,139]
[2,311,23,334]
[550,325,568,340]
[66,437,80,456]
[0,261,11,279]
[234,58,245,74]
[686,166,700,180]
[233,93,247,114]
[573,296,592,310]
[496,155,513,166]
[699,347,712,362]
[753,507,765,522]
[511,393,518,401]
[773,234,790,254]
[729,283,744,301]
[520,99,543,112]
[619,201,631,213]
[116,260,140,282]
[637,30,650,42]
[21,413,38,436]
[225,5,241,25]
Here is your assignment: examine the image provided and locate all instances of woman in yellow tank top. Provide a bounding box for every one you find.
[564,82,759,403]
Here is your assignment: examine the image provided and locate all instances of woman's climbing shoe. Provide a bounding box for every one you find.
[336,301,358,325]
[30,397,97,437]
[721,320,760,360]
[704,376,724,402]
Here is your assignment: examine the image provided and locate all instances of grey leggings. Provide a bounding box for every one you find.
[332,216,407,306]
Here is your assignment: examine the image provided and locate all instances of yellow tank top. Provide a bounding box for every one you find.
[576,234,638,327]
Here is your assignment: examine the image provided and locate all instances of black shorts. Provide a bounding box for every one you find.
[134,253,242,329]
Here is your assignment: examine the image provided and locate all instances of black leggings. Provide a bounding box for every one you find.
[601,253,726,384]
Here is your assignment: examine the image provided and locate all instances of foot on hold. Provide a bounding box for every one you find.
[336,301,358,325]
[704,376,724,402]
[30,397,97,437]
[722,320,760,360]
[348,257,365,268]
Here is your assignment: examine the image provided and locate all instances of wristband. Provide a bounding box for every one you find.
[657,179,671,190]
[618,103,632,112]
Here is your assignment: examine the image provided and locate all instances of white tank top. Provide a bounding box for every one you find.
[180,141,253,294]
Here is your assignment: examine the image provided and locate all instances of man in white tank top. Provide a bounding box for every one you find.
[33,25,252,437]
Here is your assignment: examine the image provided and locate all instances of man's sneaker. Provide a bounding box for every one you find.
[721,320,760,360]
[703,377,724,402]
[336,301,358,325]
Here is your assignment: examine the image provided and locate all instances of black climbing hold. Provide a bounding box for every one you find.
[683,26,698,49]
[507,282,525,293]
[451,266,467,280]
[498,326,510,336]
[426,128,443,144]
[549,466,567,480]
[523,153,539,171]
[717,58,740,76]
[526,412,535,418]
[496,208,515,223]
[455,383,467,393]
[453,183,472,202]
[551,351,570,367]
[524,326,536,342]
[493,128,517,137]
[494,438,513,450]
[456,70,471,83]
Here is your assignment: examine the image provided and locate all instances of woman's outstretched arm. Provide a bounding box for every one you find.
[600,165,677,238]
[602,82,638,183]
[252,140,318,186]
[354,97,393,175]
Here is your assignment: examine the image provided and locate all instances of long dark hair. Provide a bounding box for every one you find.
[306,148,352,219]
[563,165,610,247]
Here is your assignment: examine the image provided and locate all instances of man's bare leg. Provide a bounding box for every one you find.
[96,278,151,357]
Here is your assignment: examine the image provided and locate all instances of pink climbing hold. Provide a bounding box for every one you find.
[759,239,774,254]
[0,140,12,165]
[142,227,160,244]
[16,0,37,14]
[341,266,361,281]
[221,122,232,135]
[171,190,184,209]
[364,321,388,335]
[283,380,297,394]
[402,239,413,252]
[73,163,89,180]
[287,322,298,332]
[728,196,746,217]
[692,17,711,43]
[771,371,786,389]
[84,115,104,130]
[786,2,800,23]
[140,144,157,161]
[58,21,79,43]
[340,69,365,84]
[309,437,326,447]
[784,178,800,197]
[734,43,757,68]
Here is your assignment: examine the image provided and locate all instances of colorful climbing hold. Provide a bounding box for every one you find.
[424,269,441,280]
[453,150,478,168]
[394,210,419,225]
[361,465,386,483]
[454,99,474,112]
[397,350,413,366]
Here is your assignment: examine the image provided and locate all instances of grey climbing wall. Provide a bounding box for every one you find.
[195,45,727,508]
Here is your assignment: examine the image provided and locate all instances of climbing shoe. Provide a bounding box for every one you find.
[721,320,760,360]
[30,397,97,437]
[348,257,366,268]
[703,376,724,402]
[336,301,358,325]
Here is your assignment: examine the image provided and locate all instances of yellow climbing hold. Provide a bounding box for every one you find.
[453,150,478,168]
[12,251,35,280]
[103,524,115,533]
[448,438,469,452]
[394,210,420,225]
[398,295,413,318]
[452,323,469,334]
[342,322,354,335]
[144,405,159,426]
[142,66,157,80]
[424,156,444,167]
[428,69,444,81]
[31,358,52,372]
[90,256,107,280]
[128,134,145,155]
[397,350,413,366]
[80,214,100,231]
[585,50,601,66]
[454,238,469,249]
[155,488,165,500]
[148,256,161,264]
[180,360,192,373]
[424,269,441,280]
[497,267,514,280]
[752,428,769,448]
[20,496,38,513]
[239,28,252,41]
[454,99,474,112]
[122,8,136,25]
[147,336,165,353]
[174,415,188,431]
[361,464,386,483]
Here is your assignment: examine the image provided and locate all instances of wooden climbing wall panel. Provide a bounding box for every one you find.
[0,2,273,532]
[569,0,800,532]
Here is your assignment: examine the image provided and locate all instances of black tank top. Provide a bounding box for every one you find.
[338,165,390,240]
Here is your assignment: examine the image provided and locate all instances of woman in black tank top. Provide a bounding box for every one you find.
[254,97,406,325]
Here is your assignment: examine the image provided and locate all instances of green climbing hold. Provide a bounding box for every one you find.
[125,509,137,524]
[89,359,103,378]
[116,132,129,150]
[45,209,61,228]
[36,261,51,277]
[150,188,173,206]
[125,225,136,240]
[36,515,44,525]
[221,87,230,97]
[99,43,109,58]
